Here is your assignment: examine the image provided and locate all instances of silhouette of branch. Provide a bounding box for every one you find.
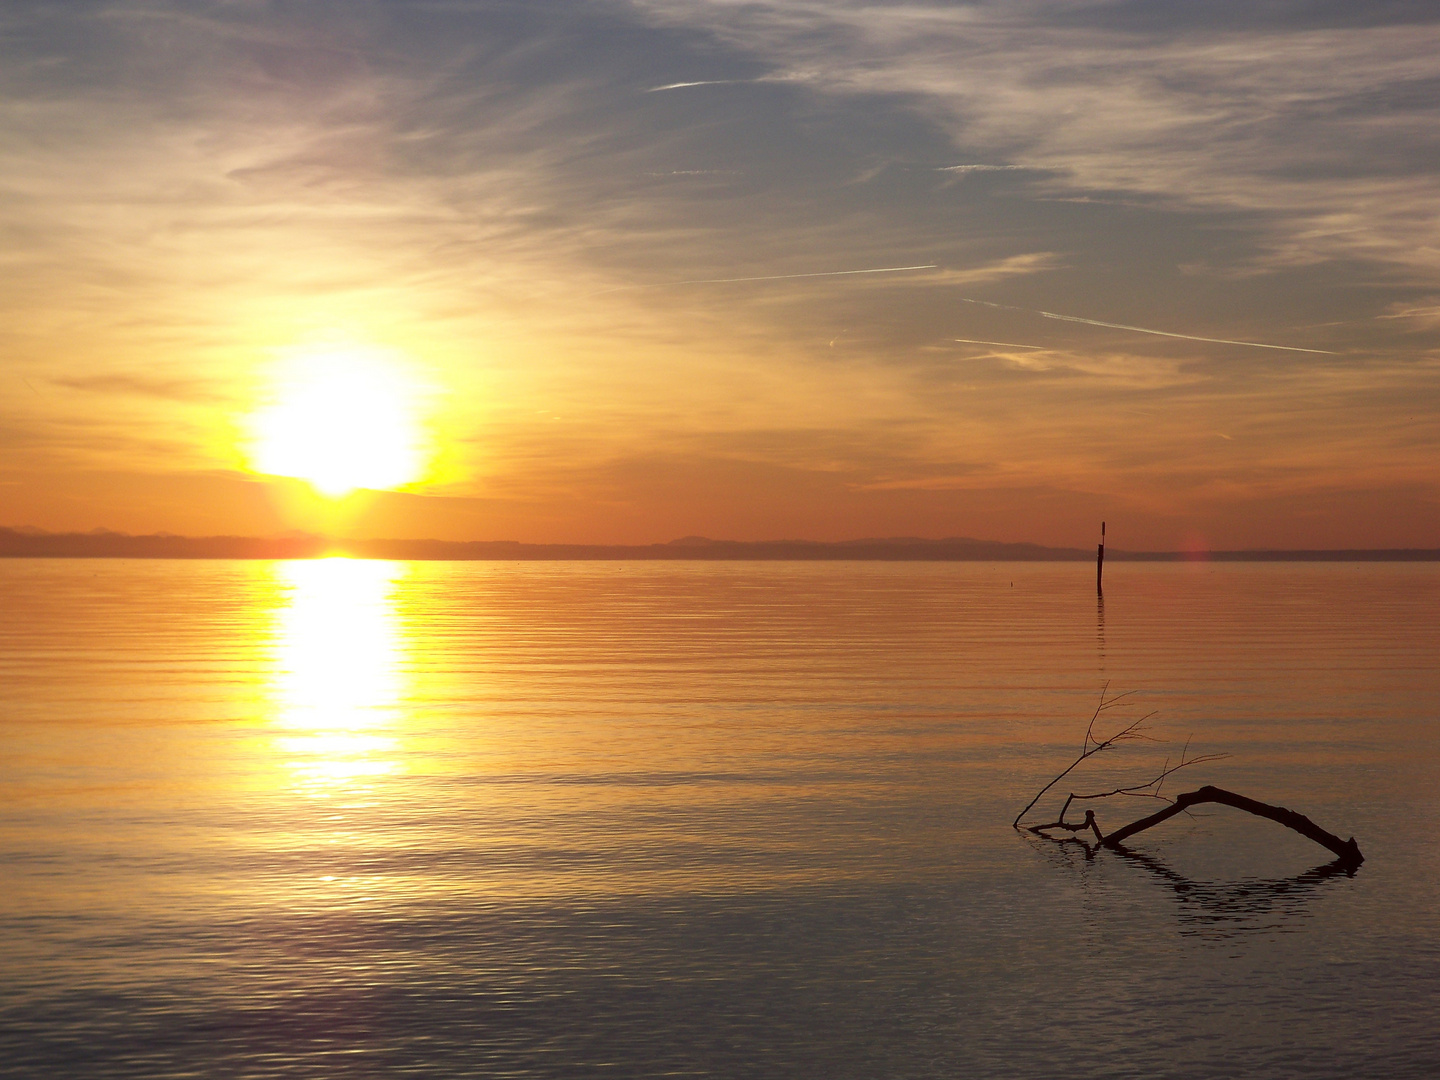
[1026,807,1106,844]
[1100,786,1363,866]
[1067,739,1230,806]
[1015,692,1363,869]
[1011,683,1152,829]
[1028,740,1228,836]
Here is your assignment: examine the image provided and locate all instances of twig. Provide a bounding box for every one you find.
[1066,741,1230,806]
[1011,683,1151,829]
[1026,808,1105,844]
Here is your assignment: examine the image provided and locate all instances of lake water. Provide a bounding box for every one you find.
[2,558,1438,1078]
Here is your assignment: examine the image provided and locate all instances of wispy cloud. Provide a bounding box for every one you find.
[49,374,225,403]
[594,264,938,295]
[1,0,1436,545]
[632,2,1440,275]
[1376,302,1440,327]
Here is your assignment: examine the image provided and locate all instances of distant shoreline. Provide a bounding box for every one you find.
[2,528,1437,562]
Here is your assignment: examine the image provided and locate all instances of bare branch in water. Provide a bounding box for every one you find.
[1016,689,1364,868]
[1011,683,1152,829]
[1101,786,1363,867]
[1066,739,1230,805]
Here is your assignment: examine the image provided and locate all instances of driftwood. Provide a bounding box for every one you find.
[1100,785,1363,865]
[1017,689,1364,870]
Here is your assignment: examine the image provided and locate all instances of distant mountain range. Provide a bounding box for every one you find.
[2,527,1436,561]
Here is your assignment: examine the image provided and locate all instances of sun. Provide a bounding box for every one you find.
[248,345,430,497]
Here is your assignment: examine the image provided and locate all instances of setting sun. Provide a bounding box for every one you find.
[248,346,430,498]
[6,3,1440,1076]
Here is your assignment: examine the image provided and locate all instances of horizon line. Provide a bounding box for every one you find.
[1,527,1436,561]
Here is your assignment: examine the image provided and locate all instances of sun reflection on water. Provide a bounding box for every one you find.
[270,558,408,797]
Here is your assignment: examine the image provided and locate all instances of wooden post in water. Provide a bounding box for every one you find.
[1096,521,1105,596]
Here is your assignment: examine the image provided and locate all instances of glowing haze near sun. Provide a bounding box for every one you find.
[5,2,1440,549]
[248,347,429,497]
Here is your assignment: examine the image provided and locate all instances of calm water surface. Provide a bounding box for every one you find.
[1,559,1438,1078]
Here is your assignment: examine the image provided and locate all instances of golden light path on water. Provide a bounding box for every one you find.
[269,558,408,798]
[5,561,1440,1079]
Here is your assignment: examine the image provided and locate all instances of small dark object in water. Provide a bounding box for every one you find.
[1096,520,1105,596]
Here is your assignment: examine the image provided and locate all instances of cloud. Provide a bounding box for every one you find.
[593,263,937,294]
[974,348,1197,390]
[49,374,224,402]
[920,253,1063,287]
[1,0,1436,544]
[1376,299,1440,329]
[629,1,1440,276]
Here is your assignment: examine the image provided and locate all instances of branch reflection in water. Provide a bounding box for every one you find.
[1023,832,1356,940]
[269,558,409,797]
[1111,845,1357,939]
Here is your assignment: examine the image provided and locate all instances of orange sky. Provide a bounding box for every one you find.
[3,2,1438,549]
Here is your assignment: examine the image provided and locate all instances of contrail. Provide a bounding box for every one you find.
[594,264,937,295]
[937,164,1025,173]
[952,337,1044,350]
[960,298,1336,354]
[646,80,739,92]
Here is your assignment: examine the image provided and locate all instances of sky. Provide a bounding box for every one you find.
[3,0,1438,549]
